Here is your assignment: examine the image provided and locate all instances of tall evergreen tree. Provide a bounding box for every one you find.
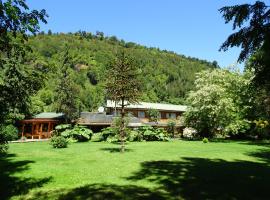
[54,47,79,123]
[106,51,141,152]
[219,1,270,88]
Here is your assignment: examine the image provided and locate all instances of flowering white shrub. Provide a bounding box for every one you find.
[182,127,197,139]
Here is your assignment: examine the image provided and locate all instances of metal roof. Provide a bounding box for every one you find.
[106,100,187,112]
[34,112,65,119]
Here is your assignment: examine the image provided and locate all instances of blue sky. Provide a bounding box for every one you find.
[27,0,256,68]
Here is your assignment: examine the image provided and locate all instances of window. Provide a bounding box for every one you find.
[166,113,176,119]
[138,111,145,118]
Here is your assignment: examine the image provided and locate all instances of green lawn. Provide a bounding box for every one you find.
[1,140,270,200]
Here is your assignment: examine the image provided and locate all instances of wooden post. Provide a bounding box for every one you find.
[22,124,25,140]
[48,122,51,138]
[39,123,43,139]
[31,123,35,140]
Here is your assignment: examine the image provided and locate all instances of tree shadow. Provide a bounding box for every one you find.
[100,147,134,153]
[239,140,270,147]
[127,157,270,200]
[26,184,168,200]
[247,149,270,164]
[0,153,52,200]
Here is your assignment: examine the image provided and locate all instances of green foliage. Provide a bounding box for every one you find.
[55,124,72,131]
[0,0,47,58]
[26,32,216,114]
[0,0,47,152]
[147,108,160,123]
[98,127,119,142]
[91,132,104,142]
[167,120,176,137]
[0,55,44,123]
[106,51,141,104]
[219,1,270,89]
[202,138,209,143]
[138,126,169,141]
[50,136,68,148]
[61,125,93,142]
[184,68,253,138]
[0,124,18,152]
[106,51,142,151]
[0,124,18,141]
[53,47,80,123]
[127,130,143,142]
[253,119,270,139]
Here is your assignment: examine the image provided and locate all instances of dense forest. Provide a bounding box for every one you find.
[26,31,217,114]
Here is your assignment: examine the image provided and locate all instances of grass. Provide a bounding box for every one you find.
[1,140,270,199]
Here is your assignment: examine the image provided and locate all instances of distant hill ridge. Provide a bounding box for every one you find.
[27,31,217,112]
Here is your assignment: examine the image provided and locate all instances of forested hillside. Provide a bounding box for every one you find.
[27,31,217,114]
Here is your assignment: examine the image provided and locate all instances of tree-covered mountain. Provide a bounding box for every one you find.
[26,31,217,114]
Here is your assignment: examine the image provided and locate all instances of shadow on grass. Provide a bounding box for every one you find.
[0,153,52,200]
[25,184,167,200]
[25,157,270,200]
[247,148,270,164]
[127,157,270,200]
[100,147,133,153]
[240,140,270,147]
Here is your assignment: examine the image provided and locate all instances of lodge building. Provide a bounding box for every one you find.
[18,100,187,138]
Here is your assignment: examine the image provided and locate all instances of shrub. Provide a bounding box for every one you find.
[0,124,19,153]
[127,130,143,142]
[1,124,18,141]
[202,137,209,143]
[252,119,270,139]
[138,126,169,141]
[55,124,72,132]
[100,127,118,141]
[91,132,104,142]
[106,135,120,143]
[61,125,93,142]
[182,127,197,140]
[50,136,68,148]
[167,120,176,137]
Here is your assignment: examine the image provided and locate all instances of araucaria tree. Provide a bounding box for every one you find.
[106,51,141,152]
[184,68,253,138]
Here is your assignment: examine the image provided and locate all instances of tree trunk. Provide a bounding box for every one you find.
[120,98,125,152]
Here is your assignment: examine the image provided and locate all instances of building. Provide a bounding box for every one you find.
[18,112,64,139]
[106,100,186,124]
[78,100,187,131]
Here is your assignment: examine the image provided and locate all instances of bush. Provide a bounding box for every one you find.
[106,135,120,143]
[1,124,18,141]
[61,125,93,142]
[127,130,143,142]
[252,119,270,139]
[202,137,209,143]
[182,127,197,140]
[138,126,169,141]
[50,136,68,148]
[0,124,19,153]
[55,124,72,132]
[100,127,118,141]
[91,132,104,142]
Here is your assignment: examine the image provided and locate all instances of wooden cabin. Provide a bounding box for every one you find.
[78,101,187,132]
[106,100,187,126]
[18,112,64,139]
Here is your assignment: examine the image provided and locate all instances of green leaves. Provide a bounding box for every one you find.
[184,68,253,137]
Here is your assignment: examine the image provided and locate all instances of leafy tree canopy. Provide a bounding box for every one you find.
[184,68,253,138]
[219,1,270,89]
